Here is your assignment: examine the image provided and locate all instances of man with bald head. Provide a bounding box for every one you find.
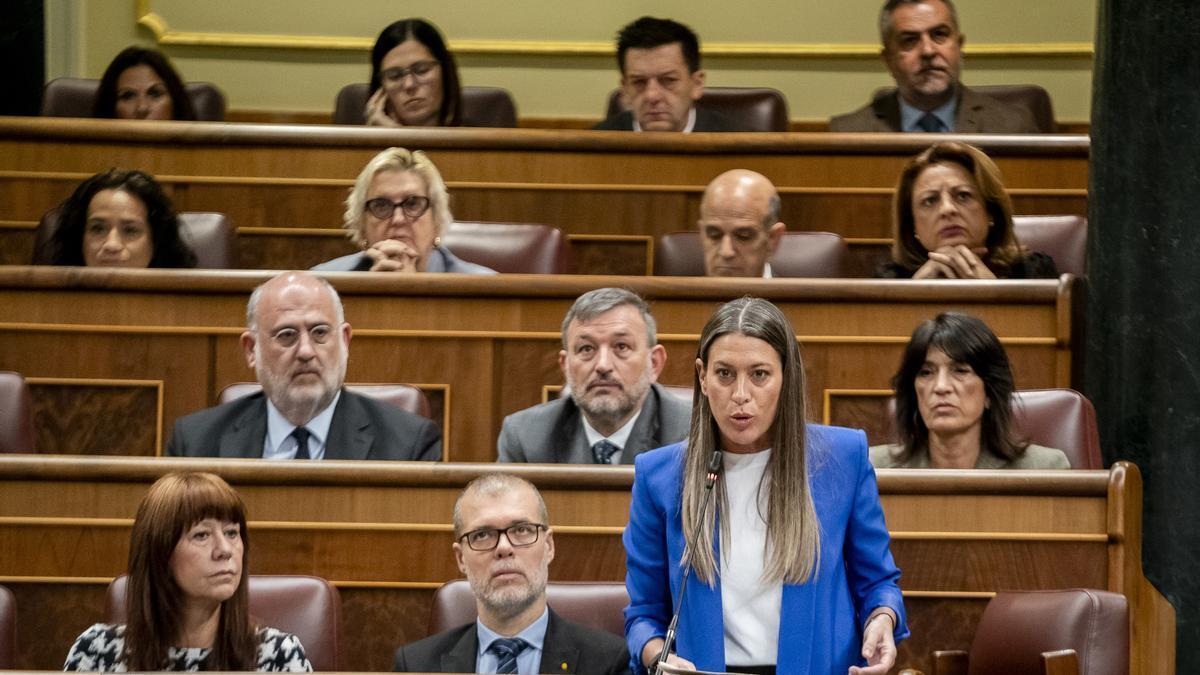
[166,271,441,460]
[698,169,786,277]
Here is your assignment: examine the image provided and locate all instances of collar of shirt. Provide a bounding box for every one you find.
[632,106,696,133]
[475,606,549,675]
[762,262,774,279]
[263,389,341,460]
[899,94,957,133]
[580,405,642,464]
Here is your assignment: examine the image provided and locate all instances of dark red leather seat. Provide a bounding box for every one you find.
[605,87,790,132]
[1013,215,1087,276]
[923,589,1128,675]
[884,388,1102,469]
[41,77,227,121]
[0,372,34,454]
[442,221,571,274]
[218,383,432,421]
[106,574,342,671]
[428,579,628,638]
[0,584,16,669]
[654,231,848,277]
[32,208,235,269]
[332,84,518,127]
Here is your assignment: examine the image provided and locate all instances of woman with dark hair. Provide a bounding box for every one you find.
[64,472,311,671]
[879,141,1058,279]
[94,47,196,121]
[363,18,463,127]
[872,312,1070,469]
[47,169,197,269]
[624,297,906,674]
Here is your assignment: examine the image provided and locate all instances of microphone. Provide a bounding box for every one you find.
[654,449,723,674]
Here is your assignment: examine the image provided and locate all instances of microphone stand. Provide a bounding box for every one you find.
[654,449,723,674]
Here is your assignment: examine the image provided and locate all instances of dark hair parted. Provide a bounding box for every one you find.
[616,16,701,75]
[94,47,196,121]
[370,18,463,126]
[891,312,1028,463]
[124,472,256,671]
[48,169,197,268]
[891,141,1024,275]
[682,297,819,585]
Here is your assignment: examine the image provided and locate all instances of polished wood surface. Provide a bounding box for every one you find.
[0,458,1171,673]
[0,267,1079,462]
[0,118,1088,273]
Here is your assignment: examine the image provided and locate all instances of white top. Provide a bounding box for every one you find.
[720,449,782,665]
[263,390,341,460]
[580,409,640,464]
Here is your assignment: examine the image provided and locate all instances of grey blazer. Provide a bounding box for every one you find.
[497,383,691,464]
[311,246,496,274]
[392,608,631,674]
[829,85,1040,133]
[869,442,1071,469]
[165,390,441,461]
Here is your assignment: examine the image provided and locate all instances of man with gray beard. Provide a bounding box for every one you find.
[165,271,440,460]
[497,288,690,465]
[393,474,630,674]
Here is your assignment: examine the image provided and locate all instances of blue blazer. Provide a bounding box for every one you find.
[623,425,908,673]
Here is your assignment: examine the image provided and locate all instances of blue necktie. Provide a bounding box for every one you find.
[488,637,529,674]
[591,439,619,464]
[290,426,311,460]
[917,112,945,132]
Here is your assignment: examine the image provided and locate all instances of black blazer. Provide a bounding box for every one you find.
[393,609,631,674]
[593,107,741,132]
[165,390,441,460]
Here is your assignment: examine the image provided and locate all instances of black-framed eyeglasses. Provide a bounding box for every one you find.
[364,195,431,221]
[269,324,333,348]
[458,522,548,552]
[382,60,440,84]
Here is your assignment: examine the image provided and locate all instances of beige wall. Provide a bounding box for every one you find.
[49,0,1095,122]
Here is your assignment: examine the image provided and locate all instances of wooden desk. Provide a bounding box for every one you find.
[0,457,1172,673]
[0,267,1081,461]
[0,118,1088,274]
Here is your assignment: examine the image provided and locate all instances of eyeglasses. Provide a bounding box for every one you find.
[364,195,431,221]
[382,60,440,85]
[458,522,548,552]
[269,325,333,348]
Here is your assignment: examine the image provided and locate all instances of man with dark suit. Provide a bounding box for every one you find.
[497,288,690,464]
[829,0,1039,133]
[394,474,630,674]
[699,169,786,277]
[593,16,740,133]
[166,271,440,460]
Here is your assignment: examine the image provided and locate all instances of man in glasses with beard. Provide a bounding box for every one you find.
[393,473,630,674]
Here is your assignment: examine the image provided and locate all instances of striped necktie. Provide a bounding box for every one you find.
[488,637,529,674]
[591,439,619,464]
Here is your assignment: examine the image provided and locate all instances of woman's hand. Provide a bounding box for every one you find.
[640,638,697,672]
[364,89,400,127]
[849,612,897,674]
[364,239,420,272]
[924,245,996,279]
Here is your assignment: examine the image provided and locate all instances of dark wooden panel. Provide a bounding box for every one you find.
[7,583,106,670]
[892,540,1108,591]
[893,596,987,675]
[30,383,158,455]
[827,393,892,445]
[0,229,35,265]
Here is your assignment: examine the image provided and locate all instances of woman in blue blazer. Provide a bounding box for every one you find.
[623,297,907,674]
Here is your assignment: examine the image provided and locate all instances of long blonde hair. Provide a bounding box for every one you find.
[682,297,820,585]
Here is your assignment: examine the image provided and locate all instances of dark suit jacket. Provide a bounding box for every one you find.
[592,107,741,132]
[829,85,1040,133]
[165,390,441,460]
[497,384,690,464]
[393,609,631,675]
